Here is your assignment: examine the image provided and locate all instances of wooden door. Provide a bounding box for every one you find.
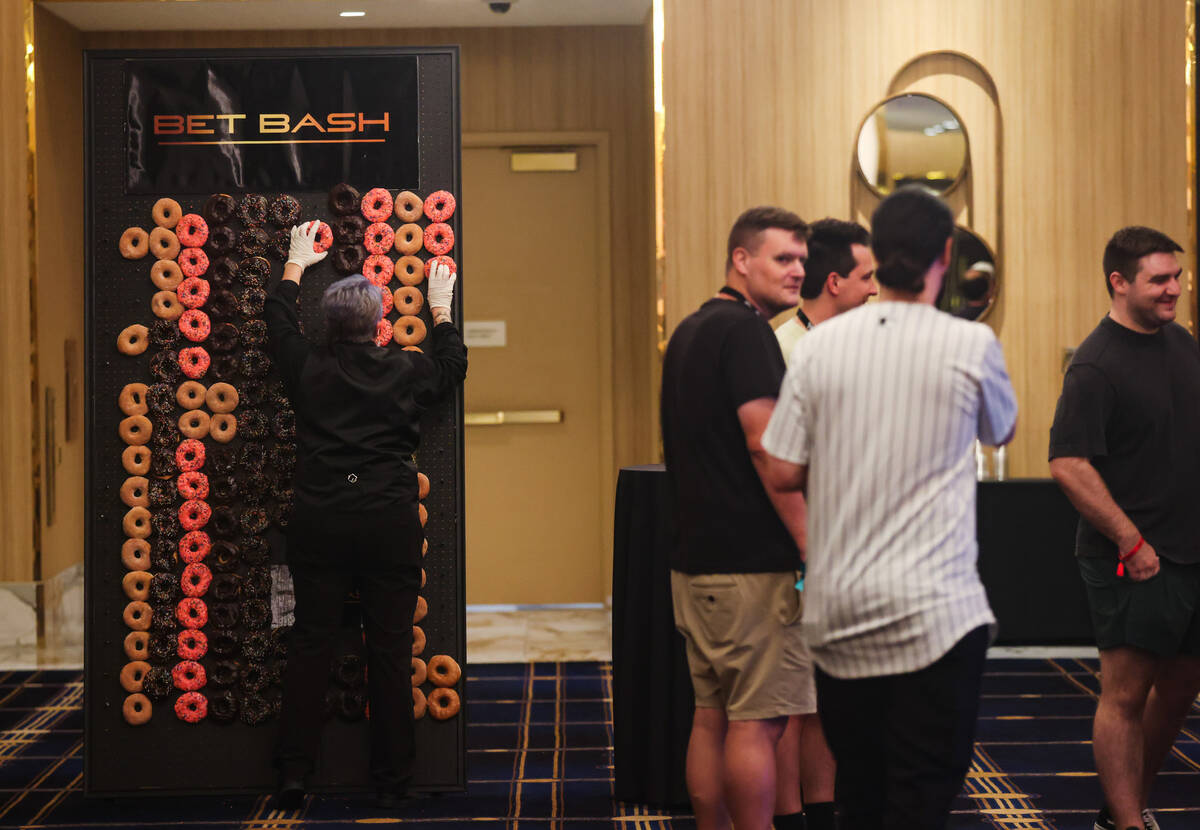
[462,143,608,604]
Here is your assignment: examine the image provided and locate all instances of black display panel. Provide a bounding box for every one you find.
[84,48,464,797]
[125,56,420,194]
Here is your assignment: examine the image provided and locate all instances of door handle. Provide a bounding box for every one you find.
[465,409,563,426]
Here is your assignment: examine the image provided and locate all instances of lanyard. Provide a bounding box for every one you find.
[718,286,760,316]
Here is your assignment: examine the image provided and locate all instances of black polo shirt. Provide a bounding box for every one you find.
[264,279,467,512]
[661,297,799,574]
[1049,316,1200,564]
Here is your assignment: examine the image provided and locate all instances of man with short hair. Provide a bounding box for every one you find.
[775,218,877,364]
[953,262,994,320]
[661,206,814,830]
[1049,226,1200,830]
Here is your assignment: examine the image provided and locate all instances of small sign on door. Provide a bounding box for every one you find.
[463,321,507,348]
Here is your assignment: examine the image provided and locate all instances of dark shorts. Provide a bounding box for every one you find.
[1078,555,1200,657]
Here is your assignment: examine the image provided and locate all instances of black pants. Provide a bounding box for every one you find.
[815,625,990,830]
[275,503,423,794]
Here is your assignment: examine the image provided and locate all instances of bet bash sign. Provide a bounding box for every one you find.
[124,55,419,194]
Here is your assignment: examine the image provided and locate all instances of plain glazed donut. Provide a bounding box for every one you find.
[210,413,237,443]
[121,476,150,508]
[394,190,423,223]
[361,188,393,222]
[176,380,206,410]
[428,654,461,687]
[413,687,427,720]
[123,506,152,539]
[152,198,182,228]
[421,568,427,589]
[411,657,427,686]
[423,223,454,256]
[150,259,184,291]
[328,183,362,216]
[394,286,423,316]
[417,472,430,500]
[119,415,153,446]
[149,227,181,261]
[122,445,151,476]
[205,382,238,413]
[123,600,152,631]
[175,691,207,723]
[122,538,151,571]
[363,254,394,286]
[374,319,393,347]
[123,570,152,601]
[119,383,149,416]
[120,660,151,692]
[422,538,429,557]
[396,256,425,286]
[413,595,428,624]
[178,409,211,439]
[424,190,457,223]
[394,223,423,255]
[419,503,428,527]
[393,316,427,348]
[427,687,460,720]
[176,214,209,248]
[364,222,395,255]
[402,347,424,355]
[119,227,149,259]
[117,324,150,356]
[124,630,150,661]
[151,291,183,321]
[412,625,426,656]
[123,692,152,725]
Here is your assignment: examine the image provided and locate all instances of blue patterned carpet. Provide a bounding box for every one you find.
[0,659,1196,828]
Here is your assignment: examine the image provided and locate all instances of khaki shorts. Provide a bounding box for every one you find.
[670,569,816,720]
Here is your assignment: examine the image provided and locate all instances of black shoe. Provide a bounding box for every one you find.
[274,778,306,810]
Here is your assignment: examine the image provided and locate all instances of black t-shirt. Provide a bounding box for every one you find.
[1048,316,1200,563]
[660,297,799,573]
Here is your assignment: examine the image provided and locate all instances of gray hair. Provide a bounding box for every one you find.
[321,275,382,344]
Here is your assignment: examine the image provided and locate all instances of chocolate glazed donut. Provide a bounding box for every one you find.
[331,244,367,275]
[203,193,236,225]
[328,183,361,216]
[332,214,367,245]
[206,225,237,255]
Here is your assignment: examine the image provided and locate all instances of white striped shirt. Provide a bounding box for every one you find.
[762,302,1017,678]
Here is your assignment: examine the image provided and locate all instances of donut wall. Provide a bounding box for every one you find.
[84,49,465,795]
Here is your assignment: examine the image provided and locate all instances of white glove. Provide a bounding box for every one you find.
[427,260,456,310]
[285,221,328,270]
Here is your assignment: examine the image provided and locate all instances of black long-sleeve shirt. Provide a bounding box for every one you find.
[264,279,467,511]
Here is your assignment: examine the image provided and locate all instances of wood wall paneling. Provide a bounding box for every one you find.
[0,2,36,582]
[663,0,1189,479]
[34,5,83,581]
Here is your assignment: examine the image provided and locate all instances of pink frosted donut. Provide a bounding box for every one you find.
[364,222,395,255]
[178,309,210,342]
[312,221,333,253]
[424,223,454,256]
[178,499,211,532]
[363,254,394,286]
[423,255,457,278]
[361,188,393,222]
[176,471,209,500]
[178,530,211,564]
[174,691,207,723]
[178,247,210,278]
[177,277,210,309]
[175,597,208,629]
[375,318,393,347]
[177,628,208,660]
[380,285,394,316]
[424,190,456,223]
[176,214,209,248]
[175,438,206,472]
[180,563,212,599]
[178,346,210,379]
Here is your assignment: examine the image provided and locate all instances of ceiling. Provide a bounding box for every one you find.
[40,0,653,32]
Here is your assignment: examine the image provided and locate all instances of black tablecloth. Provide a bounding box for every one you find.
[610,466,1089,808]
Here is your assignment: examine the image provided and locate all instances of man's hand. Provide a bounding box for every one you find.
[1123,539,1160,582]
[285,221,328,272]
[428,260,456,323]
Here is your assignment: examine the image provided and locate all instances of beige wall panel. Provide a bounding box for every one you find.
[34,6,83,581]
[0,3,36,582]
[663,0,1189,478]
[81,24,658,472]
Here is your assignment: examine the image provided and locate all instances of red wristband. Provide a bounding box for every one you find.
[1119,537,1144,562]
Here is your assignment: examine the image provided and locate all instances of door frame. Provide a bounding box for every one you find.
[462,131,616,602]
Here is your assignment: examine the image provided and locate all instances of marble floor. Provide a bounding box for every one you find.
[0,607,614,669]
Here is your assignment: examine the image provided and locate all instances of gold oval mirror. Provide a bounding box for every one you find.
[855,93,968,197]
[937,226,997,322]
